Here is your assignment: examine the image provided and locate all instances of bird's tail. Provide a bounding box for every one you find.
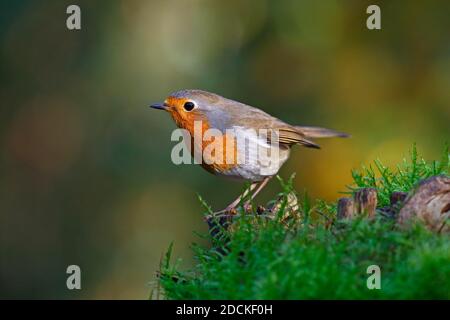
[296,126,350,139]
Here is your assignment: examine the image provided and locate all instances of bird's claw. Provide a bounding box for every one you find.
[243,202,253,213]
[204,207,238,221]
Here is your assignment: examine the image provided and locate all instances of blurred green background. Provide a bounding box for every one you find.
[0,0,449,299]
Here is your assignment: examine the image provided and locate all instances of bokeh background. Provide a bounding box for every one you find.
[0,0,449,299]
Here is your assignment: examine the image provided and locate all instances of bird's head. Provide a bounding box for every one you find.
[150,89,226,132]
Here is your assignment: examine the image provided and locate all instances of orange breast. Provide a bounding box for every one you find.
[201,132,238,174]
[168,105,238,173]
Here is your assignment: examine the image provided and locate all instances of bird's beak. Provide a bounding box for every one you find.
[150,102,168,111]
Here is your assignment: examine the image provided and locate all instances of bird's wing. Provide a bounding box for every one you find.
[206,99,321,148]
[274,126,321,149]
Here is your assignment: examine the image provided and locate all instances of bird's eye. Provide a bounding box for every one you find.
[183,101,196,112]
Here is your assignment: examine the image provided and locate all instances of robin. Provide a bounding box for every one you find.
[150,89,349,215]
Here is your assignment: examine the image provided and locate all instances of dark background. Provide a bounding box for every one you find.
[0,0,449,298]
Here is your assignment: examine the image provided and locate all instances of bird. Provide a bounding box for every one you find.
[150,89,349,215]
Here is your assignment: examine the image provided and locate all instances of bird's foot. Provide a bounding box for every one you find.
[243,202,253,213]
[204,206,237,221]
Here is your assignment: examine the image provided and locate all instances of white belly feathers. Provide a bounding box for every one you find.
[218,126,290,182]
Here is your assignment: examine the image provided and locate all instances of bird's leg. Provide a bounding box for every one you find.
[210,182,258,217]
[243,177,271,212]
[223,182,258,212]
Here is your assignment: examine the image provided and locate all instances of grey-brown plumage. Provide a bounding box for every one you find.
[173,89,349,149]
[151,89,350,214]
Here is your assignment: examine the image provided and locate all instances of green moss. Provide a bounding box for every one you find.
[158,145,450,299]
[349,143,449,207]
